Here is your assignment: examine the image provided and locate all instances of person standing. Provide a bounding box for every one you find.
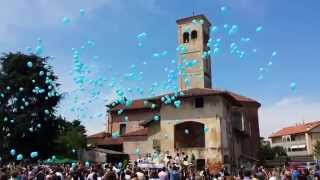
[158,167,169,180]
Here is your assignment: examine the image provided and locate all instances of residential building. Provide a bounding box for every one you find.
[269,121,320,161]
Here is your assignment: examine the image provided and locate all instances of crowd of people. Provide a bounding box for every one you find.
[2,162,320,179]
[1,151,320,180]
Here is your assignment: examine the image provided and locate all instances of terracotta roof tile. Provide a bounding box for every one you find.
[87,131,107,139]
[269,121,320,138]
[121,128,148,137]
[88,137,123,145]
[108,88,259,111]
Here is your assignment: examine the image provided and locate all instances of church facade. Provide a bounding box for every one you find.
[88,15,261,172]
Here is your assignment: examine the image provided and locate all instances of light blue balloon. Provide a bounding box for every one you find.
[256,26,263,32]
[30,151,38,158]
[85,161,90,167]
[220,6,227,12]
[80,8,85,16]
[16,154,23,161]
[10,149,16,156]
[118,162,123,168]
[35,46,43,56]
[174,100,181,108]
[72,162,76,167]
[27,61,33,68]
[63,17,71,25]
[154,115,160,121]
[290,82,297,91]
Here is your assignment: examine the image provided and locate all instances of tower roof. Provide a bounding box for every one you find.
[176,14,211,26]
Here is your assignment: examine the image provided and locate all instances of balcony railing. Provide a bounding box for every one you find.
[271,140,306,148]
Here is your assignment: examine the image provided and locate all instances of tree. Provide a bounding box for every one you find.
[55,119,87,157]
[314,140,320,160]
[258,137,288,163]
[0,52,62,160]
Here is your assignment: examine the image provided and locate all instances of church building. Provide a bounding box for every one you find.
[88,15,261,172]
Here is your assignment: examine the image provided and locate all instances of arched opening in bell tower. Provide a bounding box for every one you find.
[174,121,205,148]
[191,30,198,39]
[183,32,190,43]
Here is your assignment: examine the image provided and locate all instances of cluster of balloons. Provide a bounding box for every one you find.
[8,149,38,161]
[3,4,292,157]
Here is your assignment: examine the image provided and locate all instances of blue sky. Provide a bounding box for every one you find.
[0,0,319,137]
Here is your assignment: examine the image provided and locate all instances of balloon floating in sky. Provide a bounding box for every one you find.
[228,25,239,35]
[16,154,23,161]
[27,61,33,68]
[204,126,209,133]
[290,82,297,91]
[85,161,90,167]
[30,151,38,158]
[80,9,85,16]
[63,17,71,25]
[135,148,140,155]
[256,26,263,32]
[153,115,160,121]
[10,149,16,156]
[220,6,227,13]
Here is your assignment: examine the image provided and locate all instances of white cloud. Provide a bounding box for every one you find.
[259,96,320,138]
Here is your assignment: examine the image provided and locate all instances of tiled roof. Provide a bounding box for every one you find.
[108,99,160,112]
[88,137,123,145]
[87,131,108,139]
[87,129,149,146]
[121,128,148,137]
[269,121,320,138]
[108,88,260,112]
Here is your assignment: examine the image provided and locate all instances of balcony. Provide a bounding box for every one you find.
[271,140,306,148]
[287,150,309,157]
[271,140,311,157]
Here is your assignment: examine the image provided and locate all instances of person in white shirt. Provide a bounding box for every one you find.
[136,168,146,180]
[158,167,169,180]
[87,169,97,180]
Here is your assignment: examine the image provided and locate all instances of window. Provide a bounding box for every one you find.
[195,97,204,108]
[191,30,198,39]
[153,139,161,151]
[232,111,246,132]
[183,32,190,43]
[119,124,126,136]
[291,136,296,141]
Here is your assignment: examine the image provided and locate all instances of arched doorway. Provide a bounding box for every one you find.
[174,121,205,149]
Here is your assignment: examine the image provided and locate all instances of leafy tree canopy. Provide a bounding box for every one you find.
[0,52,86,161]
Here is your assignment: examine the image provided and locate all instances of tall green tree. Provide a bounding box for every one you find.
[55,119,87,157]
[258,137,288,163]
[0,52,61,159]
[314,140,320,160]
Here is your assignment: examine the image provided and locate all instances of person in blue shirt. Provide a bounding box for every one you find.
[169,165,181,180]
[291,167,300,180]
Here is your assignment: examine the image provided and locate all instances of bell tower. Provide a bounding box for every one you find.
[176,15,212,90]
